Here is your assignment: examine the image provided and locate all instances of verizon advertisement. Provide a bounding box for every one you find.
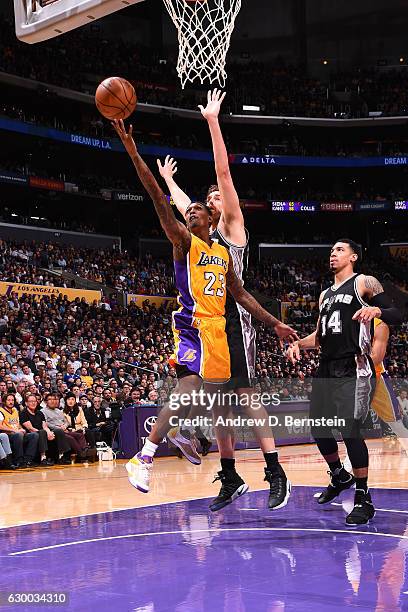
[113,191,145,202]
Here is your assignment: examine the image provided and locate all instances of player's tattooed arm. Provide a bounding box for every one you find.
[157,156,191,218]
[226,260,298,343]
[112,120,191,252]
[354,275,402,325]
[361,275,384,298]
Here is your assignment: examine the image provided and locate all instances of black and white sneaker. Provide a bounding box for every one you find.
[209,469,249,512]
[264,465,291,510]
[317,469,355,505]
[346,489,375,525]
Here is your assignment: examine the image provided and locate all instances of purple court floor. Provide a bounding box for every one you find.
[1,486,408,611]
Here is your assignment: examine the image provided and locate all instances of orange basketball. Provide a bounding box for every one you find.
[95,77,137,120]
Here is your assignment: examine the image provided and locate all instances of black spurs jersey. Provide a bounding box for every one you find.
[211,226,249,316]
[317,273,372,361]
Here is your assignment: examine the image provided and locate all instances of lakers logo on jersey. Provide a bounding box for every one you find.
[196,251,228,271]
[180,348,197,363]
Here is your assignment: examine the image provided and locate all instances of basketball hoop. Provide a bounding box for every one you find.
[162,0,241,89]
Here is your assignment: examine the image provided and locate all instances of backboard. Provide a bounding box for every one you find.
[14,0,145,44]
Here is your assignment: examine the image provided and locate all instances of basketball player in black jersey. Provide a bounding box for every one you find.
[287,239,402,524]
[158,89,291,512]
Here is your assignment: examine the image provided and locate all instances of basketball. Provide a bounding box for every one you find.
[95,77,137,120]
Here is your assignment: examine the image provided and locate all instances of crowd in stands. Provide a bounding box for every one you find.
[0,289,182,468]
[2,11,408,119]
[0,239,175,295]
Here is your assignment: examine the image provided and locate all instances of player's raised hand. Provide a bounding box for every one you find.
[198,88,226,120]
[352,306,382,323]
[157,155,178,181]
[111,119,137,158]
[286,342,301,364]
[274,322,299,345]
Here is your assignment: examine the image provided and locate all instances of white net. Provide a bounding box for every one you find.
[162,0,241,89]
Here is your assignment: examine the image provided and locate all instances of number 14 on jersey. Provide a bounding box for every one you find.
[321,310,342,336]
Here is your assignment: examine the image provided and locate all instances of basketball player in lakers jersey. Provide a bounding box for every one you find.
[371,318,408,452]
[287,239,401,524]
[157,89,292,512]
[112,119,297,495]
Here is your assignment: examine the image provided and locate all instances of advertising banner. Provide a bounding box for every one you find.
[320,202,354,212]
[389,245,408,257]
[231,154,408,168]
[0,171,28,185]
[113,191,145,202]
[355,201,390,211]
[135,405,174,458]
[240,199,269,211]
[29,176,65,192]
[395,201,408,211]
[0,282,101,303]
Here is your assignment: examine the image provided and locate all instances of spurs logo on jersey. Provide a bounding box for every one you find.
[318,274,372,361]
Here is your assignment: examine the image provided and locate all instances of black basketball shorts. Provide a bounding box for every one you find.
[226,303,256,389]
[310,355,376,435]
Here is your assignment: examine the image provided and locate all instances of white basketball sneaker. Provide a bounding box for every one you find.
[126,452,153,493]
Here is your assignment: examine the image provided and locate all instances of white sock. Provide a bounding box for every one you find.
[140,440,159,458]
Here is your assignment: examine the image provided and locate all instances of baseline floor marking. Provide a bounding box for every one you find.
[331,502,408,515]
[9,527,408,556]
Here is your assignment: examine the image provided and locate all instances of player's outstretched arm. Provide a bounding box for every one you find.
[157,156,191,219]
[112,120,190,248]
[199,89,244,231]
[286,331,319,364]
[226,261,298,343]
[286,291,325,363]
[354,275,403,325]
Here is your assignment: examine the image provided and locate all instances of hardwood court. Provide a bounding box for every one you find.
[1,438,407,529]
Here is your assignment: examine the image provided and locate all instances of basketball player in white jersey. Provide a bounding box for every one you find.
[158,89,291,512]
